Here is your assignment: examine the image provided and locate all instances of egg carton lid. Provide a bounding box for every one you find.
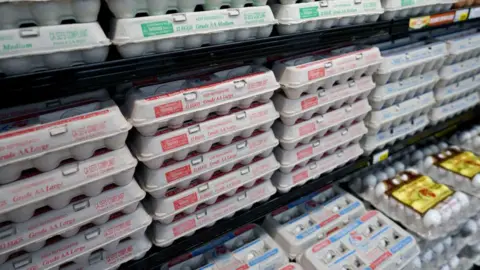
[430,92,480,123]
[382,0,455,10]
[435,74,480,103]
[0,22,110,60]
[110,6,276,46]
[438,57,480,81]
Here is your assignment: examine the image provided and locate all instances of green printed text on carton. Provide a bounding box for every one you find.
[245,12,266,24]
[2,43,32,52]
[363,1,377,10]
[401,0,415,6]
[141,21,174,37]
[49,29,89,46]
[300,6,320,19]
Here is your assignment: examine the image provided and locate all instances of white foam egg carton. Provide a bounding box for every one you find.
[369,70,439,110]
[124,65,279,136]
[0,100,132,184]
[273,76,375,126]
[436,32,480,65]
[262,185,366,260]
[0,181,145,265]
[0,206,152,270]
[0,147,137,223]
[137,130,277,198]
[130,101,279,169]
[145,154,279,223]
[430,92,480,125]
[61,235,152,270]
[160,224,289,270]
[366,91,435,134]
[0,0,100,30]
[110,6,276,58]
[152,179,276,247]
[435,74,480,106]
[362,115,429,154]
[272,46,382,99]
[0,22,110,75]
[298,210,420,270]
[270,0,383,35]
[374,40,447,85]
[273,99,371,151]
[275,121,367,173]
[272,143,364,193]
[105,0,268,18]
[380,0,454,21]
[437,57,480,88]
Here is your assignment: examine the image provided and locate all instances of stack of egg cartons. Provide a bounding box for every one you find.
[381,0,454,20]
[268,0,384,35]
[430,30,480,125]
[362,38,447,154]
[270,46,381,192]
[107,0,277,58]
[123,65,280,248]
[0,90,153,269]
[0,0,110,75]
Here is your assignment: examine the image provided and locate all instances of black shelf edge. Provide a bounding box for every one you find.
[120,107,479,270]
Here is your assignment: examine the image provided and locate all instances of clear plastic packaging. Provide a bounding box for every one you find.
[434,74,480,106]
[429,92,480,125]
[450,125,480,155]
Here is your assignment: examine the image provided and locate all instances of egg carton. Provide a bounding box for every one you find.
[361,115,429,154]
[152,179,276,247]
[0,22,110,75]
[145,154,279,223]
[455,0,480,7]
[0,0,100,30]
[262,185,366,260]
[435,74,480,106]
[270,0,383,35]
[61,235,152,270]
[137,130,277,199]
[0,181,145,265]
[436,57,480,89]
[380,0,454,21]
[0,100,132,184]
[298,210,420,270]
[275,121,367,173]
[366,91,435,135]
[273,99,371,151]
[123,65,279,136]
[0,147,137,223]
[272,46,382,99]
[279,263,304,270]
[0,206,152,270]
[160,224,289,270]
[374,40,447,85]
[130,101,279,169]
[110,6,276,58]
[430,92,480,125]
[369,70,439,110]
[436,32,480,65]
[273,76,375,126]
[272,143,364,193]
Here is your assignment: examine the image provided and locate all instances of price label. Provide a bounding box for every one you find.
[372,149,389,164]
[454,9,470,22]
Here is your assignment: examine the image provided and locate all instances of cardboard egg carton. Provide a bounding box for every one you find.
[0,181,145,264]
[435,74,480,106]
[272,46,382,99]
[430,92,480,125]
[436,31,480,65]
[374,40,447,85]
[273,99,371,151]
[0,22,110,75]
[123,65,279,136]
[136,130,278,199]
[381,0,454,20]
[369,71,439,110]
[152,179,276,247]
[361,115,429,154]
[272,143,364,193]
[262,185,366,260]
[275,121,367,173]
[436,57,480,88]
[270,0,383,35]
[160,224,289,270]
[130,101,279,169]
[366,91,435,135]
[0,147,137,223]
[273,76,375,126]
[110,6,276,58]
[0,100,131,184]
[298,210,420,270]
[0,205,152,270]
[279,263,304,270]
[0,0,100,30]
[145,154,279,223]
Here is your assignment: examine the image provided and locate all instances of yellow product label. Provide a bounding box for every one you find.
[391,176,453,214]
[439,151,480,179]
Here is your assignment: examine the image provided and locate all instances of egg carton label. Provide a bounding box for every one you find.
[433,149,480,180]
[375,115,428,141]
